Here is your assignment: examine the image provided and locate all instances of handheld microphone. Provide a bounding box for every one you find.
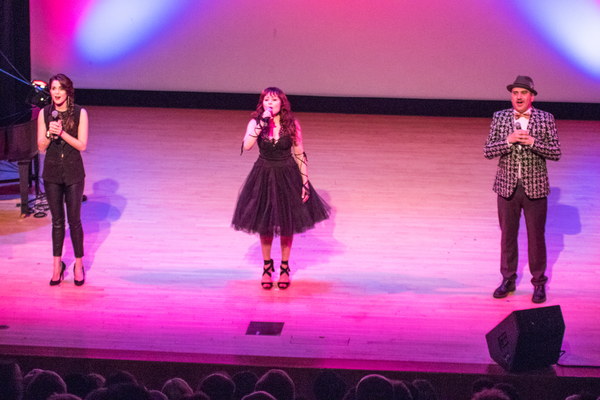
[514,121,524,148]
[262,107,273,123]
[49,110,60,140]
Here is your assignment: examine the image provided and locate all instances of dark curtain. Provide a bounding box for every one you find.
[1,0,31,127]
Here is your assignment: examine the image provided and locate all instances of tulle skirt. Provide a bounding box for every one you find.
[232,155,330,237]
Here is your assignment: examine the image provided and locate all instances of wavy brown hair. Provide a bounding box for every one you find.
[49,73,76,134]
[251,87,298,144]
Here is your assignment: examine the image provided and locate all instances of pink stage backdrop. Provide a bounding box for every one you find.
[30,0,600,102]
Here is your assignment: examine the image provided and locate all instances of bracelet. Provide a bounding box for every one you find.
[46,130,51,139]
[59,130,63,137]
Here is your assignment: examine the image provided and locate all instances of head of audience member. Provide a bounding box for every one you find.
[411,380,437,400]
[198,373,235,400]
[25,370,67,400]
[313,370,347,400]
[181,392,210,400]
[64,373,99,399]
[0,361,24,400]
[401,382,418,400]
[355,375,393,400]
[471,389,510,400]
[104,371,138,388]
[390,380,412,400]
[232,371,259,400]
[83,388,108,400]
[105,382,151,400]
[255,370,295,400]
[23,369,44,392]
[86,374,105,389]
[342,386,356,400]
[47,394,82,400]
[241,392,277,400]
[472,378,495,396]
[564,393,598,400]
[161,378,193,400]
[492,383,520,400]
[149,390,169,400]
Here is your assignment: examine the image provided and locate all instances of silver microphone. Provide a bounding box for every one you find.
[514,121,524,148]
[49,110,60,140]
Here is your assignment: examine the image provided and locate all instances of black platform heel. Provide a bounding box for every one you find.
[74,265,85,287]
[49,261,66,286]
[278,261,290,290]
[261,259,274,290]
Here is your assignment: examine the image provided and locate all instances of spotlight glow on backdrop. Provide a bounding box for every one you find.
[76,0,191,63]
[512,0,600,79]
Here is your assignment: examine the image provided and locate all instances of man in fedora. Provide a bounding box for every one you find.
[484,75,561,303]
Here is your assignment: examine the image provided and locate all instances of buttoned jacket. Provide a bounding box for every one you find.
[484,107,561,199]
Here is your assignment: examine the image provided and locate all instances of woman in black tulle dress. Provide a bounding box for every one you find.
[232,87,330,290]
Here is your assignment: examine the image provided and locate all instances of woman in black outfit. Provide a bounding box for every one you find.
[232,87,330,290]
[37,74,88,286]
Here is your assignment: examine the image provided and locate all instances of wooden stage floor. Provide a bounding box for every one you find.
[1,107,599,377]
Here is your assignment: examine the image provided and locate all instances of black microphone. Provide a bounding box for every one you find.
[262,107,273,123]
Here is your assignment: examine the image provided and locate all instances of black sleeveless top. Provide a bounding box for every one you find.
[42,104,86,185]
[257,135,294,161]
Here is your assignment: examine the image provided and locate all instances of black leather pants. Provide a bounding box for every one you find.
[45,180,85,258]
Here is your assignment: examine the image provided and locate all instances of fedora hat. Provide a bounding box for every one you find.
[507,75,537,95]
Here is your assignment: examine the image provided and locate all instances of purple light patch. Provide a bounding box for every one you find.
[513,0,600,79]
[76,0,190,63]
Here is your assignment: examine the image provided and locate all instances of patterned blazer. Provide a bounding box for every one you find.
[484,106,561,199]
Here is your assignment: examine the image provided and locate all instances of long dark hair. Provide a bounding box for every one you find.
[49,73,76,133]
[251,87,298,144]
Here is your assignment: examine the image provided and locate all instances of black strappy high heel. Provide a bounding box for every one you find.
[262,259,274,290]
[49,261,66,286]
[278,261,290,290]
[74,265,85,287]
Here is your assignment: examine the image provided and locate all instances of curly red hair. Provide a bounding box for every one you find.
[251,87,298,144]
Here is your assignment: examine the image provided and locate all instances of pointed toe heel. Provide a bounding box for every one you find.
[74,265,85,286]
[49,261,66,286]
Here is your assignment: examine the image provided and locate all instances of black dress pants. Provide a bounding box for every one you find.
[45,180,85,258]
[497,182,548,286]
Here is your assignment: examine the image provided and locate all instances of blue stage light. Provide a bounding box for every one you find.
[513,0,600,79]
[76,0,190,63]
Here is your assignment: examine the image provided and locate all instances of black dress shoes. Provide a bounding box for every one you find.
[493,279,516,298]
[49,262,66,286]
[74,265,85,287]
[532,285,546,303]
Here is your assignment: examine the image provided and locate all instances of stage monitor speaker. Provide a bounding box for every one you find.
[486,305,565,372]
